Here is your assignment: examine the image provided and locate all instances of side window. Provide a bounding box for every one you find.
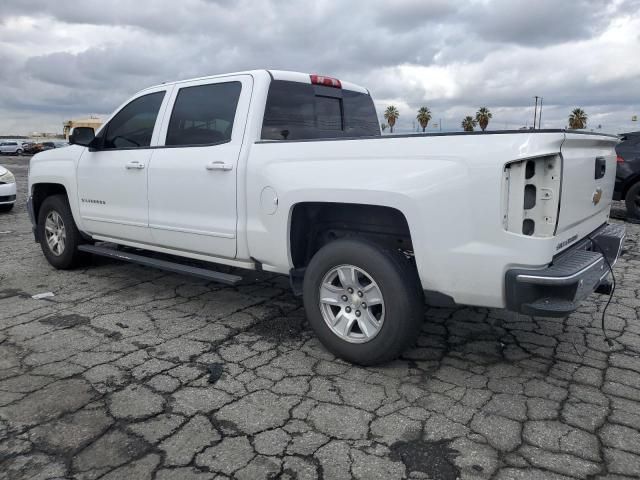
[103,91,165,149]
[166,82,242,146]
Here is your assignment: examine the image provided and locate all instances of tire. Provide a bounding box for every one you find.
[303,238,423,365]
[0,204,13,213]
[16,149,23,156]
[625,181,640,220]
[37,195,85,269]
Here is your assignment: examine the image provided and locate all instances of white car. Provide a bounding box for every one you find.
[0,141,25,155]
[0,165,17,212]
[27,70,625,364]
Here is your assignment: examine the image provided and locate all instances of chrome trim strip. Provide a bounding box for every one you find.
[516,224,625,286]
[149,224,235,239]
[83,216,147,227]
[611,230,626,268]
[516,256,605,285]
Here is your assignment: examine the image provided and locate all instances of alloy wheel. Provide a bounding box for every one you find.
[318,264,385,343]
[44,210,66,256]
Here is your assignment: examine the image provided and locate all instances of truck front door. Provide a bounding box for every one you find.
[76,87,171,244]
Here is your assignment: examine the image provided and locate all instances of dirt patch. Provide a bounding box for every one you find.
[390,439,460,480]
[207,363,224,384]
[40,314,91,328]
[0,288,30,299]
[248,314,308,342]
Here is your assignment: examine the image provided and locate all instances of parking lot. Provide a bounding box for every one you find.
[0,155,639,480]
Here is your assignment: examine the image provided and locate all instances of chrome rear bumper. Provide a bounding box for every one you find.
[505,223,626,317]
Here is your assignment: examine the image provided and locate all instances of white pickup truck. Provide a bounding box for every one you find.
[27,70,625,364]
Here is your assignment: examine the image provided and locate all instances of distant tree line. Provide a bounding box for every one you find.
[380,105,591,132]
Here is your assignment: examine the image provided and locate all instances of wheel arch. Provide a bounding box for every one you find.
[31,183,68,221]
[288,201,414,270]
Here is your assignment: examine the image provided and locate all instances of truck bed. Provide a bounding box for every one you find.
[249,129,619,308]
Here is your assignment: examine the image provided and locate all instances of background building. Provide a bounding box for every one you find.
[63,116,103,139]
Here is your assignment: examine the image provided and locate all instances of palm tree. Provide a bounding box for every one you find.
[380,123,388,133]
[568,108,588,129]
[384,106,399,133]
[416,107,432,132]
[475,107,492,132]
[461,116,477,132]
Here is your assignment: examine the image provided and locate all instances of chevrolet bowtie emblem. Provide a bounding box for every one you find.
[592,188,603,205]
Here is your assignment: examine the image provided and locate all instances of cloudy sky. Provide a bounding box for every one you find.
[1,0,639,135]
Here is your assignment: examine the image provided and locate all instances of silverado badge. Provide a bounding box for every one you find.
[592,188,603,205]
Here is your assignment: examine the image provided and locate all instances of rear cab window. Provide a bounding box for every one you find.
[261,80,380,140]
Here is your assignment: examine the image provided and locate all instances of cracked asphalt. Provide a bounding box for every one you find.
[1,155,640,480]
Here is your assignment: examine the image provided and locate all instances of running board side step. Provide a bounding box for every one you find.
[78,244,243,285]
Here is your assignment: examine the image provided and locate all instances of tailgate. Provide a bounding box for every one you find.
[556,133,619,234]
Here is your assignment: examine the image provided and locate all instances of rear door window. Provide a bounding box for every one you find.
[166,82,242,146]
[261,80,379,140]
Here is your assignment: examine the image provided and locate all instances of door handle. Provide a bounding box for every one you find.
[125,161,145,170]
[206,161,233,171]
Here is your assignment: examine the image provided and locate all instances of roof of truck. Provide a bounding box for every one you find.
[146,69,369,94]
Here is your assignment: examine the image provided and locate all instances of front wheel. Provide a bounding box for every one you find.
[16,149,23,156]
[0,204,13,213]
[303,238,423,365]
[37,195,85,269]
[626,181,640,220]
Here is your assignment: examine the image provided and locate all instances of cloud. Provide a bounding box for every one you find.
[464,0,613,46]
[374,0,457,32]
[0,0,638,134]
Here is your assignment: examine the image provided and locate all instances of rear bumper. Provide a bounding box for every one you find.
[505,223,625,317]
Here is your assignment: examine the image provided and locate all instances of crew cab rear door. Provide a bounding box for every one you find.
[556,133,619,234]
[147,75,252,259]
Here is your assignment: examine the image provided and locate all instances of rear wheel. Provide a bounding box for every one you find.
[303,238,423,365]
[16,149,23,156]
[37,195,85,269]
[626,181,640,219]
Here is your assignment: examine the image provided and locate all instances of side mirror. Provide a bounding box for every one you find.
[69,127,95,147]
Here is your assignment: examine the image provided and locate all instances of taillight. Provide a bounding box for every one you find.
[310,74,341,88]
[502,154,562,237]
[617,155,624,164]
